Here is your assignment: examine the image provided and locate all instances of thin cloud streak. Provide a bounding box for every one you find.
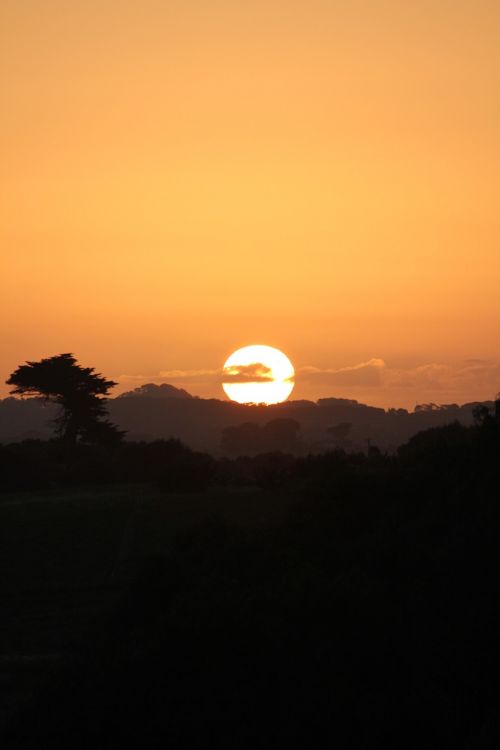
[299,359,500,398]
[119,368,222,383]
[299,359,386,387]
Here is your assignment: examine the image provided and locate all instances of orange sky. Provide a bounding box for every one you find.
[1,1,499,408]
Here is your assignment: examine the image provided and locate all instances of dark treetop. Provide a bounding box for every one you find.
[6,353,123,445]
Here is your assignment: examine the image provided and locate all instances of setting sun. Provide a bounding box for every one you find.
[222,345,295,405]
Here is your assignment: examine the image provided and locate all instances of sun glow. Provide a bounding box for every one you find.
[222,345,295,405]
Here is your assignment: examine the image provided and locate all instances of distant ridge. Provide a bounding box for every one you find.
[117,383,193,400]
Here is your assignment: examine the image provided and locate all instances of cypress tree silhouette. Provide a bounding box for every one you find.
[6,353,123,445]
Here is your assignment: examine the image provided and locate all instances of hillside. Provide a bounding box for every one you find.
[0,390,491,453]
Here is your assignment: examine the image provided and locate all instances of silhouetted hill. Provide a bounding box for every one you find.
[0,397,55,442]
[0,390,493,453]
[117,383,193,399]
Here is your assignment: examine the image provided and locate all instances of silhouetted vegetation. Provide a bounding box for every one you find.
[6,354,123,447]
[221,417,301,454]
[2,387,493,454]
[1,399,500,748]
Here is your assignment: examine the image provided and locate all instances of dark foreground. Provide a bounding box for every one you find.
[1,413,500,749]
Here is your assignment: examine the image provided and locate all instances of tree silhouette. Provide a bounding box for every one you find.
[6,353,123,445]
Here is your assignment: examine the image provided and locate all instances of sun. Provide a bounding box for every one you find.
[222,345,295,405]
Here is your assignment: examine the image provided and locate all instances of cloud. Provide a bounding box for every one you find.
[222,362,275,383]
[159,368,221,382]
[300,359,386,387]
[119,368,221,384]
[299,358,500,400]
[384,361,500,395]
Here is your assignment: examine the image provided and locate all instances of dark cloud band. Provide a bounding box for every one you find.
[222,362,275,383]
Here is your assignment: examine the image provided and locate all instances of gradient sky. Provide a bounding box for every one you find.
[1,0,499,408]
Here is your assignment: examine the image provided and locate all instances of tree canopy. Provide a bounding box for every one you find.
[6,353,123,445]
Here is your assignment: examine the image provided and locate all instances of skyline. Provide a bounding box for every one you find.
[1,1,499,408]
[113,354,499,409]
[2,349,499,411]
